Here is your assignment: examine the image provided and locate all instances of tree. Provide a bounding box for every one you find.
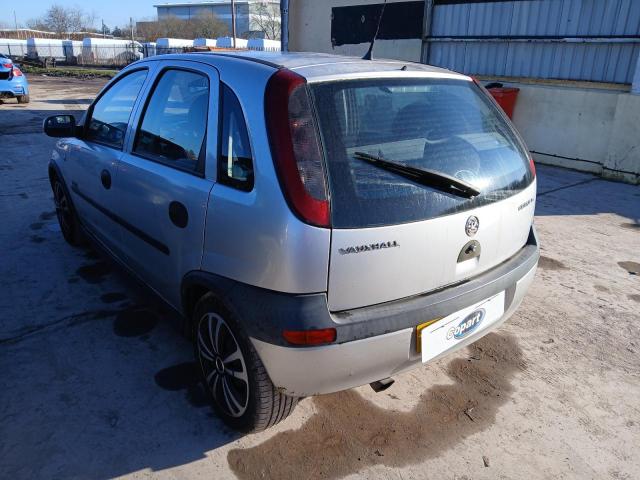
[135,14,229,42]
[26,18,49,31]
[28,4,96,35]
[191,13,228,39]
[112,26,124,38]
[251,3,281,40]
[135,19,164,42]
[160,15,190,38]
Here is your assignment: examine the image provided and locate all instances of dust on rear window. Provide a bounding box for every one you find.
[310,78,533,229]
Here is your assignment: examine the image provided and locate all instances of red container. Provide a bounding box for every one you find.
[487,87,520,119]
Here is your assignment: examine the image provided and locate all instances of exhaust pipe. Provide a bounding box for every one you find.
[370,377,394,393]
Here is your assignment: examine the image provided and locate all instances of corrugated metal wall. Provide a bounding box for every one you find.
[425,0,640,84]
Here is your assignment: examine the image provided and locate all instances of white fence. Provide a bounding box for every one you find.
[2,36,283,65]
[0,40,28,58]
[1,41,142,67]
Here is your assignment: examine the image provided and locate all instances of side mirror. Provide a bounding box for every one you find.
[43,114,79,138]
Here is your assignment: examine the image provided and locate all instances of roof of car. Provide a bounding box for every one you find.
[146,51,466,82]
[211,51,446,70]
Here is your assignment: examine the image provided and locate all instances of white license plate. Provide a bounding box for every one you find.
[421,291,505,363]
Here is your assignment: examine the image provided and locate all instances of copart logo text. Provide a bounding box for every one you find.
[447,309,485,340]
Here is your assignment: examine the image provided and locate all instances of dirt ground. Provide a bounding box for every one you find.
[1,76,639,480]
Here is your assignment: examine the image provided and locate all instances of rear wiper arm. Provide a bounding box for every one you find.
[353,151,481,199]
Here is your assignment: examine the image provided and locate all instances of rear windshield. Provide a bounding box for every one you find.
[310,78,533,228]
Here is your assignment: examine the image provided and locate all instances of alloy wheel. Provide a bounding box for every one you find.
[197,312,249,418]
[53,181,73,237]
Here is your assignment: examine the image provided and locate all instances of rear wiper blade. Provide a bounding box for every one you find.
[353,151,481,199]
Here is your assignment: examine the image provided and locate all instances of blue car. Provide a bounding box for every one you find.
[0,56,29,103]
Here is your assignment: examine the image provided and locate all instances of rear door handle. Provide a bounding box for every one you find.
[100,169,111,189]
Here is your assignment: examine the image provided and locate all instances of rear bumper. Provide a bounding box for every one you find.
[250,227,539,396]
[0,78,28,97]
[253,256,537,396]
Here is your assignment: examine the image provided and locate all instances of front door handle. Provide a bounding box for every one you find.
[100,169,111,189]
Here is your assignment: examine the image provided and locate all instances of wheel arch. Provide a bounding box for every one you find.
[48,160,62,186]
[48,160,73,203]
[180,271,238,338]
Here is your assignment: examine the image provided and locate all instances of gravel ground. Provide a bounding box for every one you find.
[1,76,639,480]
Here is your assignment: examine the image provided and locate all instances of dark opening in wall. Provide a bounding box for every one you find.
[331,1,424,47]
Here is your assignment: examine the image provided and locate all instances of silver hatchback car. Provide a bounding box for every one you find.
[44,52,539,432]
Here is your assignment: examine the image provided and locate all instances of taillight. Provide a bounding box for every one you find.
[12,68,22,77]
[265,69,330,227]
[529,157,536,177]
[2,63,12,69]
[283,328,336,346]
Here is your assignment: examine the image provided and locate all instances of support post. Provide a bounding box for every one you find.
[632,50,640,95]
[280,0,289,52]
[421,0,434,64]
[231,0,237,48]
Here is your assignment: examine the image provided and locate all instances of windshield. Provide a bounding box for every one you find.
[310,78,533,228]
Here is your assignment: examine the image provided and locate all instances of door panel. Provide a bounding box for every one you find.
[67,140,123,251]
[66,68,149,253]
[113,61,219,307]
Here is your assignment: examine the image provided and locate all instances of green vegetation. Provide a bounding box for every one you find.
[21,65,118,79]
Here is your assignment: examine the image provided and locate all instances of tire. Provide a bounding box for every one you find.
[17,95,30,104]
[193,294,298,432]
[52,176,83,246]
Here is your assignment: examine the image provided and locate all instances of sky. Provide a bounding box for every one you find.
[9,1,159,30]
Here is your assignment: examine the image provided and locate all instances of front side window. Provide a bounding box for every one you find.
[86,69,147,149]
[217,84,253,190]
[134,69,209,174]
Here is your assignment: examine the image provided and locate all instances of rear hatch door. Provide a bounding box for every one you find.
[310,76,536,311]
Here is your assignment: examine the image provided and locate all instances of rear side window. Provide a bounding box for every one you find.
[86,69,147,149]
[134,69,209,174]
[217,84,253,190]
[310,79,533,228]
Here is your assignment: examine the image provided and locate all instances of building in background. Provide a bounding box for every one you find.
[154,0,280,38]
[287,0,640,184]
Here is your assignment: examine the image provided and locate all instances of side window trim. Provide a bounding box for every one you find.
[83,67,150,151]
[130,66,210,178]
[216,83,254,191]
